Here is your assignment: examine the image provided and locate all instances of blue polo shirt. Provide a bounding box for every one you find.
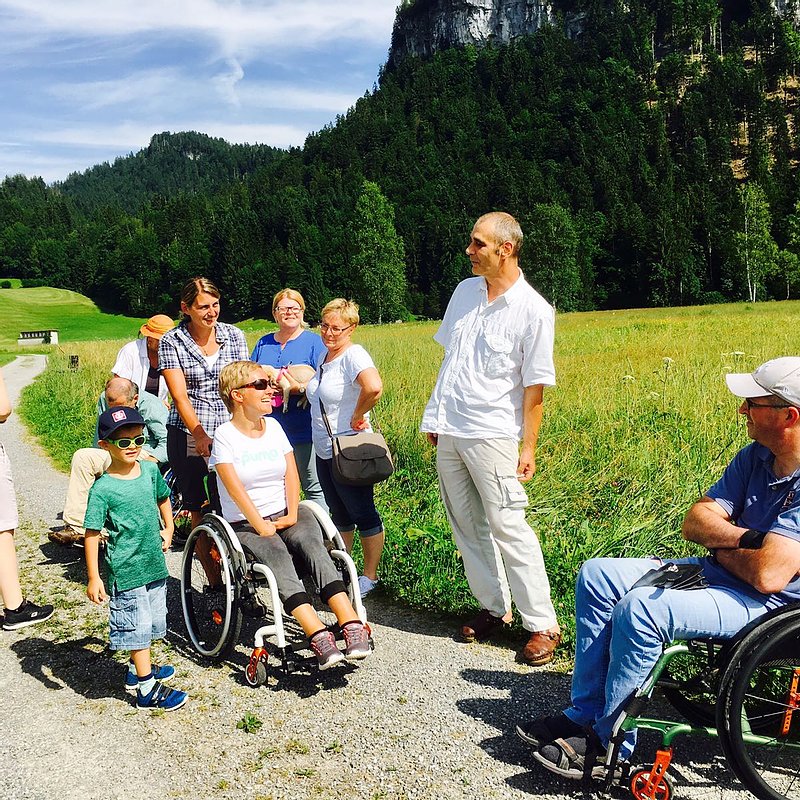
[250,330,325,445]
[705,442,800,601]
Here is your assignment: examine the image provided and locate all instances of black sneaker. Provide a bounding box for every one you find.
[2,599,55,631]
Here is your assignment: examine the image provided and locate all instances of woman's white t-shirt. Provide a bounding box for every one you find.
[307,344,375,460]
[210,418,293,521]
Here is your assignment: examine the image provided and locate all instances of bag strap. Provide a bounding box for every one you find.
[317,363,382,438]
[317,365,336,441]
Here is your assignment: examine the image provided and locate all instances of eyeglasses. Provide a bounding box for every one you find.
[274,306,302,315]
[235,379,276,392]
[320,323,353,335]
[745,398,795,410]
[107,435,146,448]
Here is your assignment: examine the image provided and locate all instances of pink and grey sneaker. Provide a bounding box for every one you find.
[342,622,371,661]
[309,629,345,671]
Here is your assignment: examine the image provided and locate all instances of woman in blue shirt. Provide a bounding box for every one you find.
[251,289,327,511]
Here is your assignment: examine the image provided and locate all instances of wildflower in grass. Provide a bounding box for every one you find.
[622,375,635,382]
[662,356,674,366]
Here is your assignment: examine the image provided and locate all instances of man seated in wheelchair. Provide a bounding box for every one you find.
[516,357,800,780]
[208,360,371,670]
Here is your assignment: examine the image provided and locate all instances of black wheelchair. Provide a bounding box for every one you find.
[592,602,800,800]
[178,500,370,686]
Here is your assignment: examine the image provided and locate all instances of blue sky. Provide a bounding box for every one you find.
[0,1,399,184]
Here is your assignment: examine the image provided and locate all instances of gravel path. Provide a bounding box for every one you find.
[0,356,751,800]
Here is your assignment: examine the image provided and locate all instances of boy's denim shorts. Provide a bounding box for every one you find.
[109,578,167,651]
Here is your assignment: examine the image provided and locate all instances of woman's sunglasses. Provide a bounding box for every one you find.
[107,435,146,448]
[235,379,277,391]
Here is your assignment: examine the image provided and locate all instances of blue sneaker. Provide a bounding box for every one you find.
[125,663,176,695]
[358,575,378,598]
[136,680,187,712]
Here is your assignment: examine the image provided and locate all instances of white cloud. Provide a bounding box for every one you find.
[0,1,398,53]
[47,68,187,111]
[0,146,91,183]
[0,1,397,181]
[47,67,363,115]
[213,58,245,107]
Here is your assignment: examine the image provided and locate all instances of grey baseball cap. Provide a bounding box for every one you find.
[725,357,800,407]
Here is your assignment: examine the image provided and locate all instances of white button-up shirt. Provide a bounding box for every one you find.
[420,273,555,440]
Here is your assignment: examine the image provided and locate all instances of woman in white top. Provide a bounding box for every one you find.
[210,360,371,669]
[306,299,385,598]
[112,315,174,404]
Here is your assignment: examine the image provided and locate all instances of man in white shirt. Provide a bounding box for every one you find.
[421,211,561,666]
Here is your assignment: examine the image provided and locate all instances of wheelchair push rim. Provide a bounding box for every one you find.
[180,517,243,660]
[716,608,800,800]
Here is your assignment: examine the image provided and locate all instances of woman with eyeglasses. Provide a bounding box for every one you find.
[306,299,385,598]
[251,289,327,511]
[159,277,249,534]
[210,361,371,669]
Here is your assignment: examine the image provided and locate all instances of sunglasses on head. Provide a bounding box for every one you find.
[235,379,276,391]
[107,435,146,448]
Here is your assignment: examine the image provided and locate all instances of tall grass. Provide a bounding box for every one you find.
[17,300,800,645]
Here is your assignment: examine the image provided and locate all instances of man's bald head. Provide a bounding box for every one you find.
[475,211,523,257]
[105,377,138,408]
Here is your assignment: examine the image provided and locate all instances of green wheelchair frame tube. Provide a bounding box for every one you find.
[615,641,800,750]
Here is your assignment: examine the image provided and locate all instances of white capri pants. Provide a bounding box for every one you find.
[0,443,19,532]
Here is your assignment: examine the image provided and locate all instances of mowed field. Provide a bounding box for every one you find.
[0,285,152,358]
[10,289,800,644]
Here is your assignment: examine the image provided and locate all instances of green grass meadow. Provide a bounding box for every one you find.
[12,295,800,647]
[0,285,159,350]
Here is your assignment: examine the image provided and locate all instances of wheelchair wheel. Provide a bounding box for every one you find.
[717,607,800,800]
[630,768,675,800]
[660,641,725,726]
[244,658,268,688]
[181,516,242,659]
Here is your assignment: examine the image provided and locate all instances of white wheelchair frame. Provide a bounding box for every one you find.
[179,499,369,686]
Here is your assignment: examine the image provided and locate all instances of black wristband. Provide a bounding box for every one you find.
[738,529,768,549]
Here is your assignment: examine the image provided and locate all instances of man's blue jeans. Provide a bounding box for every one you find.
[564,557,780,757]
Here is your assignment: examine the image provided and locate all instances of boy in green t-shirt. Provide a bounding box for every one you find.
[85,406,187,712]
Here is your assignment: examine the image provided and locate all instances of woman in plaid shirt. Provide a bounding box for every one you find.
[159,277,248,531]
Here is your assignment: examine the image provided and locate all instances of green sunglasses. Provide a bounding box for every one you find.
[107,435,146,448]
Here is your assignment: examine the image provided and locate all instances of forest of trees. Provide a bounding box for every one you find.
[3,0,800,322]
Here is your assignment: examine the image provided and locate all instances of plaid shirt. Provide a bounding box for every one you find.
[159,321,248,437]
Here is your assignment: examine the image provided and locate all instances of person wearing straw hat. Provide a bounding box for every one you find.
[112,314,175,405]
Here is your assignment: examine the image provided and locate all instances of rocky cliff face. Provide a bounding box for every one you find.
[389,0,562,66]
[388,0,797,67]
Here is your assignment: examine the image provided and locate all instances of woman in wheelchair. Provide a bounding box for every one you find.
[208,360,371,670]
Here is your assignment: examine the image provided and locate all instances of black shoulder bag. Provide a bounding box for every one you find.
[318,365,394,487]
